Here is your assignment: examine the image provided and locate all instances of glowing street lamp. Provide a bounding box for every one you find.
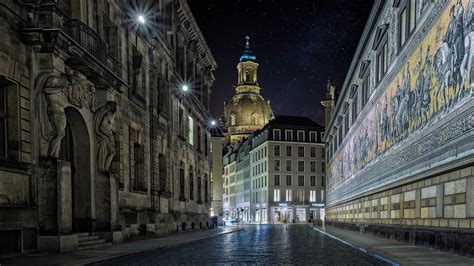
[138,15,145,24]
[181,84,189,92]
[211,120,217,126]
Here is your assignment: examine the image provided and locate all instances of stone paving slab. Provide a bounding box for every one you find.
[0,227,243,265]
[314,226,474,266]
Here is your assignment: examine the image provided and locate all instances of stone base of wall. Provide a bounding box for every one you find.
[326,221,474,256]
[118,211,211,242]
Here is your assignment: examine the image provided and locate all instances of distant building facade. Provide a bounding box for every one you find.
[222,116,326,223]
[250,116,326,223]
[0,0,216,254]
[324,0,474,254]
[223,37,274,144]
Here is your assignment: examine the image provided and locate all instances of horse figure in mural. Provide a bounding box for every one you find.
[434,42,452,112]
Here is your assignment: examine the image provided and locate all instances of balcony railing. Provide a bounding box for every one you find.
[64,19,108,64]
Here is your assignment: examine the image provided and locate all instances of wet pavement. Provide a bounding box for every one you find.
[97,224,387,265]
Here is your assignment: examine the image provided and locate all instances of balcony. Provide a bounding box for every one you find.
[64,19,108,64]
[20,2,123,90]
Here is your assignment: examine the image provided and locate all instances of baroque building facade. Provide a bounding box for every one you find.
[223,37,274,144]
[324,0,474,255]
[0,0,216,254]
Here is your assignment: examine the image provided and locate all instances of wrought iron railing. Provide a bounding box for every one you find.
[64,19,108,64]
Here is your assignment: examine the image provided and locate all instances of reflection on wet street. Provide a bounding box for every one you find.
[98,225,386,265]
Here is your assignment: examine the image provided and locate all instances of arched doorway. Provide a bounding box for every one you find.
[60,107,94,232]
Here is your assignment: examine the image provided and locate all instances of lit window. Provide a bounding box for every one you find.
[274,189,281,202]
[286,189,292,202]
[310,190,317,202]
[188,116,194,145]
[230,114,236,126]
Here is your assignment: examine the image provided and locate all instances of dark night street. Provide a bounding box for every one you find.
[97,225,386,265]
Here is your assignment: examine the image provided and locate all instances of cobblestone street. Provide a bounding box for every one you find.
[97,225,387,265]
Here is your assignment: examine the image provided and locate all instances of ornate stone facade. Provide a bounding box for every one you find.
[0,0,216,254]
[324,0,474,255]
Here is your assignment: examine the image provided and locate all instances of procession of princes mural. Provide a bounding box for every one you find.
[329,0,474,190]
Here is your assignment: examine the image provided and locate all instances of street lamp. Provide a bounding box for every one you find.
[211,120,217,126]
[181,84,189,92]
[138,15,145,24]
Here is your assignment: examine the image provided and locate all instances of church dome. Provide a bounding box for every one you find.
[224,93,273,133]
[223,36,274,144]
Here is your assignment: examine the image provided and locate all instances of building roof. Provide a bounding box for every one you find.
[266,115,324,129]
[210,125,225,138]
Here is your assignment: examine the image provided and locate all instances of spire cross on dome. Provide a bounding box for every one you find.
[240,35,256,62]
[246,35,250,48]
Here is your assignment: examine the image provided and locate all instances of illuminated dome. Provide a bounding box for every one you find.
[224,36,274,144]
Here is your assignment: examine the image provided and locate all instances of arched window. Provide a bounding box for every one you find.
[252,113,258,125]
[230,114,236,126]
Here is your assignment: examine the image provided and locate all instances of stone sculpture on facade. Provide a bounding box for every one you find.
[94,101,117,173]
[40,70,97,158]
[43,74,69,158]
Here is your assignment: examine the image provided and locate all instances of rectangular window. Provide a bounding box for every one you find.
[179,167,185,199]
[309,131,317,143]
[285,160,292,172]
[189,170,194,200]
[310,190,317,202]
[286,175,292,186]
[0,84,7,158]
[400,7,407,47]
[298,175,304,186]
[274,159,280,171]
[344,111,350,135]
[297,130,305,142]
[362,73,369,106]
[274,189,280,202]
[297,189,305,202]
[409,0,416,33]
[274,145,280,156]
[352,95,358,124]
[286,189,292,202]
[310,147,316,158]
[298,161,304,172]
[274,174,280,186]
[298,146,305,157]
[286,145,292,157]
[197,126,201,151]
[285,130,293,141]
[321,162,326,173]
[310,161,316,172]
[178,107,184,137]
[320,176,325,187]
[273,129,281,140]
[310,176,316,187]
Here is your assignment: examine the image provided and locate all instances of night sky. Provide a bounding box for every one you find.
[188,0,374,125]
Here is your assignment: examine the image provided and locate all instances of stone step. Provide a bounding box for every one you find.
[78,238,106,246]
[77,236,100,242]
[74,232,91,237]
[77,241,112,250]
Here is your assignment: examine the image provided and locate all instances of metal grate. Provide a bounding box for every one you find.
[0,230,22,254]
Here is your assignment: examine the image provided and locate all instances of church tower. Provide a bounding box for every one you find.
[224,36,274,144]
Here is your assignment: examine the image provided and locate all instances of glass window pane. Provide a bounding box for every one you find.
[410,0,416,32]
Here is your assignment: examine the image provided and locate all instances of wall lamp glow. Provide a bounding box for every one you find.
[138,15,145,24]
[181,85,189,92]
